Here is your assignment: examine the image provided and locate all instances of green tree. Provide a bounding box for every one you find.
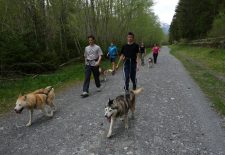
[0,0,164,76]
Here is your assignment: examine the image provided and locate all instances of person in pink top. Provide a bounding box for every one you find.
[152,44,160,64]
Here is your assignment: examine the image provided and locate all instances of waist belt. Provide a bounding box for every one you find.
[87,58,98,61]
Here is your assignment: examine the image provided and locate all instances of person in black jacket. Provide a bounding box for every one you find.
[116,32,140,93]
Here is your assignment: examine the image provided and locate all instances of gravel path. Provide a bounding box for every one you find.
[0,46,225,155]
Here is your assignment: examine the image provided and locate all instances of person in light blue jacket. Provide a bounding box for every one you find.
[107,40,118,75]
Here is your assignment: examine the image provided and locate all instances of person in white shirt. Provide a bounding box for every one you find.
[81,35,103,97]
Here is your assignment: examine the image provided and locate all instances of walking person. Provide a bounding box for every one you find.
[107,41,118,75]
[152,44,160,64]
[116,32,140,93]
[139,42,146,66]
[81,35,103,98]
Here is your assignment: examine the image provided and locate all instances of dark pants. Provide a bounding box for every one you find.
[83,65,101,93]
[123,60,137,91]
[153,53,158,64]
[140,53,145,65]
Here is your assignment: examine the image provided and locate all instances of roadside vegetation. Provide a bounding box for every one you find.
[170,45,225,115]
[0,60,111,114]
[169,0,225,42]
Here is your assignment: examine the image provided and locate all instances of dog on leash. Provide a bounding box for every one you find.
[148,57,153,68]
[14,86,56,127]
[99,67,113,81]
[104,88,144,138]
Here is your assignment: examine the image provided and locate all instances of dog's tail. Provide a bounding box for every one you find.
[131,87,144,95]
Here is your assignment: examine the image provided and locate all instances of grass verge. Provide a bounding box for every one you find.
[0,60,111,115]
[170,45,225,115]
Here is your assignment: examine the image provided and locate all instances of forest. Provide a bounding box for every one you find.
[0,0,164,76]
[169,0,225,43]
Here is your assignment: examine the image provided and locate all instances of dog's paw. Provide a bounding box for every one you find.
[52,107,57,112]
[125,124,129,129]
[47,111,54,117]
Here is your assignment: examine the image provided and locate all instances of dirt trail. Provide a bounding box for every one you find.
[0,46,225,155]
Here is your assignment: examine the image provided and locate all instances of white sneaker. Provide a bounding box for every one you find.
[97,86,101,92]
[81,92,89,97]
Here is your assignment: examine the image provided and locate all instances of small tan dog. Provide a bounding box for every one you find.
[14,86,56,127]
[99,67,113,81]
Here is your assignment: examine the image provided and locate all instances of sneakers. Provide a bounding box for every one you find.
[125,89,129,94]
[125,90,130,100]
[81,92,89,97]
[112,70,115,75]
[133,85,136,90]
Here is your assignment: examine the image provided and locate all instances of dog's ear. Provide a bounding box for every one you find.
[108,98,113,106]
[24,95,27,100]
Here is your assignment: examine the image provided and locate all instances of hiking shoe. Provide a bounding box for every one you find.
[125,90,130,100]
[125,89,130,95]
[133,85,136,90]
[112,70,115,75]
[97,86,101,92]
[81,92,89,97]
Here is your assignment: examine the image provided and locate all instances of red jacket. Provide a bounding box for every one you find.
[152,47,160,54]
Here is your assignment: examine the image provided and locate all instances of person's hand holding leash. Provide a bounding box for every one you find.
[95,61,100,67]
[95,55,102,67]
[116,55,125,70]
[116,64,119,70]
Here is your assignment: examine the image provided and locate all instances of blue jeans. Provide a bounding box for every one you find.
[123,60,137,91]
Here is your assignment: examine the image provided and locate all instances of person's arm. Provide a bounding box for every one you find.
[107,47,110,57]
[84,48,87,64]
[136,53,140,70]
[95,55,102,66]
[152,47,154,54]
[136,46,140,70]
[95,46,103,66]
[116,47,119,56]
[116,54,124,69]
[116,45,124,69]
